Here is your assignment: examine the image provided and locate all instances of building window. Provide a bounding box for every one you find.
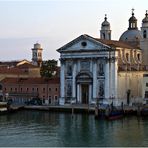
[11,88,12,91]
[21,88,22,92]
[49,88,51,91]
[126,53,130,62]
[146,83,148,87]
[15,88,17,92]
[145,91,148,98]
[26,88,29,92]
[49,96,51,104]
[55,88,58,91]
[81,41,87,47]
[143,30,147,39]
[0,85,2,90]
[5,88,6,91]
[37,88,38,92]
[43,96,45,104]
[137,53,141,62]
[54,96,58,100]
[32,88,34,92]
[43,88,45,93]
[103,33,105,39]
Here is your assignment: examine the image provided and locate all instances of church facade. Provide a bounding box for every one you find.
[57,10,148,106]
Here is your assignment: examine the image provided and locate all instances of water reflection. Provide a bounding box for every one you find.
[0,110,148,147]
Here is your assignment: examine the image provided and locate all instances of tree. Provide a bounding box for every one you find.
[40,59,58,78]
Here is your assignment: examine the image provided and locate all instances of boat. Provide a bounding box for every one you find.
[106,110,124,120]
[105,104,124,120]
[141,106,148,116]
[0,102,9,115]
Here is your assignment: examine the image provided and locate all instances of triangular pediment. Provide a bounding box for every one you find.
[57,34,111,52]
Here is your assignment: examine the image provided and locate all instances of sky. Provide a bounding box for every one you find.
[0,0,147,62]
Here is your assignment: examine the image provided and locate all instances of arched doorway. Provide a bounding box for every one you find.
[76,72,93,104]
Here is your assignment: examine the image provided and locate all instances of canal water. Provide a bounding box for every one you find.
[0,110,148,147]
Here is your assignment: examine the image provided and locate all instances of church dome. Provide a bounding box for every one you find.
[101,14,110,30]
[119,9,142,44]
[142,10,148,23]
[142,10,148,28]
[119,29,142,42]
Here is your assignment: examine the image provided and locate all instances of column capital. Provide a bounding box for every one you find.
[109,57,118,63]
[60,58,66,64]
[92,58,98,63]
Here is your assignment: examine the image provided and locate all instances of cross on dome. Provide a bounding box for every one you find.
[132,8,135,15]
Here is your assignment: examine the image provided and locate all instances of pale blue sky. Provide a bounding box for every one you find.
[0,0,147,61]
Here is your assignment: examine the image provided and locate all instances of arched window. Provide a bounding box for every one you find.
[143,30,147,39]
[137,53,141,61]
[103,33,105,39]
[0,85,2,90]
[126,53,130,62]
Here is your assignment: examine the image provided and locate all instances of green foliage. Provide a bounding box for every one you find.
[40,59,58,78]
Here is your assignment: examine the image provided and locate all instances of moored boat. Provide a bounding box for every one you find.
[0,102,9,115]
[106,110,124,120]
[141,106,148,116]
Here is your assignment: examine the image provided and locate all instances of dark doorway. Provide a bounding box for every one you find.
[81,84,89,104]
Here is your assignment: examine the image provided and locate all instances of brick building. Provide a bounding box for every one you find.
[0,77,60,105]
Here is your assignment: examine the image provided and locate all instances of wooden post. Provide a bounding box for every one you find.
[137,105,141,116]
[71,105,74,118]
[95,106,98,119]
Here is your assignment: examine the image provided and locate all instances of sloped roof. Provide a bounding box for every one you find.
[94,38,138,49]
[16,63,38,69]
[1,77,60,84]
[0,67,27,75]
[57,34,139,52]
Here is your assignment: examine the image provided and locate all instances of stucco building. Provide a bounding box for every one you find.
[0,77,60,105]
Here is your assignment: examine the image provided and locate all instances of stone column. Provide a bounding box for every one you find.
[105,58,110,99]
[72,61,76,99]
[114,57,118,99]
[77,84,80,103]
[59,59,65,105]
[93,59,97,100]
[89,84,92,104]
[110,56,118,100]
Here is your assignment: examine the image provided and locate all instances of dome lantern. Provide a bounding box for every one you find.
[128,8,138,30]
[100,14,111,40]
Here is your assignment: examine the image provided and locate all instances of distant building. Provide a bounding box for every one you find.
[142,74,148,104]
[57,10,148,106]
[31,43,43,67]
[0,77,60,105]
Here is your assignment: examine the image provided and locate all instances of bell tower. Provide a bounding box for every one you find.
[100,14,111,40]
[31,43,43,67]
[140,10,148,65]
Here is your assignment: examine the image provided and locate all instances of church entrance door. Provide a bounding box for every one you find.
[81,84,89,104]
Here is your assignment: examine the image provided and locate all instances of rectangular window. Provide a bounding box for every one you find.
[32,88,34,92]
[49,96,51,104]
[26,88,29,92]
[54,96,58,100]
[43,88,45,92]
[49,88,51,91]
[37,88,38,92]
[55,88,58,91]
[146,83,148,87]
[145,91,148,98]
[21,88,22,92]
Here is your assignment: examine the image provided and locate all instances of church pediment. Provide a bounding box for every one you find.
[57,34,111,53]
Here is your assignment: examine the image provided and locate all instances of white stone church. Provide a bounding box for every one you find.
[57,10,148,106]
